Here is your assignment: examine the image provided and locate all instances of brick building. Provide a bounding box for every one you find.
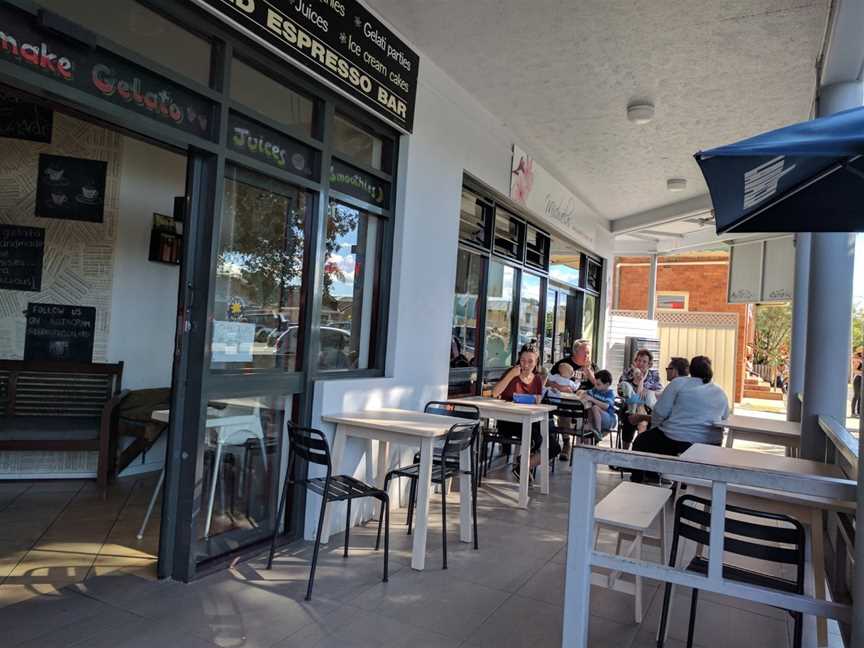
[614,250,754,402]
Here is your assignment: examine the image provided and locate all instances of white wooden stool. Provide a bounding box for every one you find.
[592,481,672,623]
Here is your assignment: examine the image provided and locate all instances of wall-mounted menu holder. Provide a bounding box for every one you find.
[148,211,183,265]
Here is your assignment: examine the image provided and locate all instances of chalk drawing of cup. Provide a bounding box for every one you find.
[81,186,99,201]
[45,167,65,182]
[50,193,68,206]
[48,340,69,359]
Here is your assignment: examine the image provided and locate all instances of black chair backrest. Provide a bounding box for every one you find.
[440,421,479,460]
[288,425,331,470]
[542,393,585,418]
[425,400,481,420]
[674,495,806,584]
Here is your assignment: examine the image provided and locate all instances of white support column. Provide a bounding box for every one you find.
[646,254,658,320]
[801,81,861,461]
[787,232,810,422]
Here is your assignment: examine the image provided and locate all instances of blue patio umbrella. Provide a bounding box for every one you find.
[694,106,864,233]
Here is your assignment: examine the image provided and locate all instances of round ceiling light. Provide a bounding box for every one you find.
[627,102,655,124]
[667,178,687,192]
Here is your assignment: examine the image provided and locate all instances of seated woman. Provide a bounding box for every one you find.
[630,355,729,483]
[491,345,559,479]
[617,349,663,448]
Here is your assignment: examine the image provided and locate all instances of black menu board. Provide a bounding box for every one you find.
[0,225,44,292]
[36,154,107,223]
[24,303,96,363]
[0,88,52,143]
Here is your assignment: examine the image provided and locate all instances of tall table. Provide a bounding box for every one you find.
[447,397,554,508]
[672,444,852,648]
[717,413,801,456]
[321,409,474,571]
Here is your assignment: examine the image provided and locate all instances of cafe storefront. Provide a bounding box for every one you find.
[0,0,415,582]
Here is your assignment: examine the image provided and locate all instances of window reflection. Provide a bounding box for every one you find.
[518,274,541,350]
[544,288,555,366]
[213,166,309,372]
[194,395,290,561]
[318,202,382,371]
[485,262,515,368]
[451,250,484,368]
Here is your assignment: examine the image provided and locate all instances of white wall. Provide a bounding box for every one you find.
[305,55,615,538]
[107,136,184,390]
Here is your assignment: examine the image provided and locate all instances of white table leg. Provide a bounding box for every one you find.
[539,414,550,495]
[204,441,223,538]
[321,425,348,544]
[634,533,643,624]
[411,437,434,570]
[518,418,531,508]
[459,444,472,543]
[812,508,828,647]
[375,440,389,489]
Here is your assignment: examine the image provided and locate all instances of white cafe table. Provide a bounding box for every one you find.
[446,397,555,508]
[320,409,474,571]
[671,444,852,648]
[716,413,801,456]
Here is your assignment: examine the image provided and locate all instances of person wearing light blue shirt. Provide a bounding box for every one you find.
[631,356,729,483]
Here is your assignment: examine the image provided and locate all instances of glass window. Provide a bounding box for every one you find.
[582,293,598,351]
[586,257,603,293]
[484,261,515,369]
[493,210,525,260]
[518,274,542,351]
[544,289,555,366]
[525,227,550,269]
[459,190,491,249]
[555,293,570,361]
[318,202,383,371]
[212,166,310,372]
[550,246,582,288]
[231,59,316,137]
[194,394,290,562]
[38,0,212,86]
[333,114,388,171]
[451,249,484,368]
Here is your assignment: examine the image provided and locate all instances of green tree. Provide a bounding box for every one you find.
[852,303,864,351]
[754,303,792,380]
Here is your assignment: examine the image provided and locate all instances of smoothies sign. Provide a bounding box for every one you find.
[193,0,419,133]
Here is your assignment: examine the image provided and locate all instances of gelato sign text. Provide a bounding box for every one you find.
[510,145,597,250]
[193,0,419,132]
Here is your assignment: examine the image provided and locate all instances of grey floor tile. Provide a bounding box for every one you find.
[462,594,563,648]
[348,567,510,641]
[14,606,142,648]
[0,588,112,646]
[61,616,220,648]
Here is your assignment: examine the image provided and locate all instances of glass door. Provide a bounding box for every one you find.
[183,163,312,567]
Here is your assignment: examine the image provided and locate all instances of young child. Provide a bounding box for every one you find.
[547,362,579,393]
[581,369,617,439]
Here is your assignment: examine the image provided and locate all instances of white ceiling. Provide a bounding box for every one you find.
[366,0,828,229]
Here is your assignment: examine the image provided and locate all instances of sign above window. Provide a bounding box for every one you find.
[228,111,318,178]
[192,0,419,133]
[0,4,216,140]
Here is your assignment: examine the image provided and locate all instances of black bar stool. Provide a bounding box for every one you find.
[267,424,389,601]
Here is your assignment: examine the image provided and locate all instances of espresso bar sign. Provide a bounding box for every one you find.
[193,0,419,133]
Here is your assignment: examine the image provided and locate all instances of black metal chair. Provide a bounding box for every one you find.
[543,394,589,467]
[376,416,480,569]
[267,425,389,601]
[658,494,806,648]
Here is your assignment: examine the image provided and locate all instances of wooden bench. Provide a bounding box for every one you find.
[0,359,124,489]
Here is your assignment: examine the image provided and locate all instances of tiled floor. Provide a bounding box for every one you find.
[0,473,160,608]
[0,449,841,648]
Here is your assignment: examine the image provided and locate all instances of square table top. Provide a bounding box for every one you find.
[681,443,844,480]
[714,414,800,438]
[446,396,556,416]
[322,408,465,438]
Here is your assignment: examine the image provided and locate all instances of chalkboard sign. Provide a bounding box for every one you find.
[0,89,52,143]
[36,154,107,223]
[0,225,44,292]
[24,303,96,363]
